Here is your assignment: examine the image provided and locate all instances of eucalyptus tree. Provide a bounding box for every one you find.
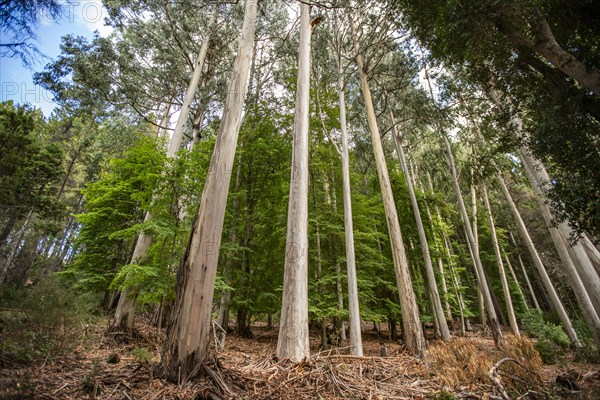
[395,0,600,239]
[332,14,363,356]
[519,149,600,347]
[482,184,520,336]
[498,174,580,346]
[277,2,312,362]
[111,9,216,332]
[390,111,451,340]
[157,0,258,382]
[348,4,426,357]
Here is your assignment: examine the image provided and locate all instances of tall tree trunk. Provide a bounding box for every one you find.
[337,57,363,355]
[217,160,243,346]
[506,230,543,311]
[519,149,600,346]
[112,28,213,332]
[391,114,450,341]
[504,252,528,311]
[443,136,503,344]
[311,171,327,349]
[157,102,172,138]
[157,0,257,382]
[168,30,212,157]
[350,19,426,358]
[277,2,311,362]
[514,245,542,311]
[470,181,487,327]
[482,185,520,337]
[112,212,153,331]
[424,172,453,323]
[444,234,467,334]
[520,153,600,311]
[325,173,347,341]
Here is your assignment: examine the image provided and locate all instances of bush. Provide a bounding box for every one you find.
[0,277,98,363]
[522,310,570,347]
[521,310,571,364]
[572,316,600,363]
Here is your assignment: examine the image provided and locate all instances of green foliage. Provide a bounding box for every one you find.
[0,101,64,231]
[130,347,152,363]
[62,134,164,292]
[522,309,569,364]
[572,317,600,363]
[0,277,98,363]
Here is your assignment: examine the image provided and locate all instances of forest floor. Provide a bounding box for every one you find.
[1,315,599,400]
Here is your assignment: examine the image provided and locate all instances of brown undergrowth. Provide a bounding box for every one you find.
[0,316,597,399]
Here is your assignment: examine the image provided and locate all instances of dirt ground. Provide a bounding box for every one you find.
[1,316,599,399]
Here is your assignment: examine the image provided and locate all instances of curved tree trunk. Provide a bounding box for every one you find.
[157,0,257,382]
[498,8,600,97]
[277,2,311,361]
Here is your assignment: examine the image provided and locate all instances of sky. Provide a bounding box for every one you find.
[0,1,113,117]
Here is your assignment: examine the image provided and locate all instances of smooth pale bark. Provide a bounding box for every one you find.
[582,234,600,276]
[277,2,311,361]
[168,34,211,157]
[469,184,487,326]
[504,253,528,311]
[326,175,347,341]
[444,234,467,334]
[1,208,33,283]
[217,161,243,346]
[517,252,541,311]
[482,185,520,336]
[157,103,172,138]
[113,30,212,331]
[157,0,257,382]
[337,72,363,355]
[391,116,450,341]
[313,178,327,348]
[498,176,582,345]
[443,136,503,344]
[518,148,600,315]
[519,149,600,346]
[350,20,426,357]
[112,211,153,330]
[424,171,454,324]
[497,9,600,97]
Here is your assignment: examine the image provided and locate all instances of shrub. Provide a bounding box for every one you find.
[572,316,600,363]
[0,277,98,363]
[521,310,570,348]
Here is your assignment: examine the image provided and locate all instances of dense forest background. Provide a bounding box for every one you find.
[1,0,600,398]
